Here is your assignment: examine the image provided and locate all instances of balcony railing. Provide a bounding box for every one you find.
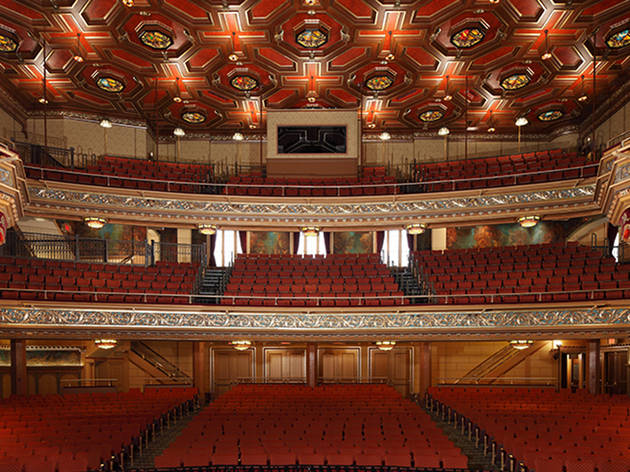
[24,162,600,197]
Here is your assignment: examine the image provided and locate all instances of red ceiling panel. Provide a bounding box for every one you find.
[0,0,627,136]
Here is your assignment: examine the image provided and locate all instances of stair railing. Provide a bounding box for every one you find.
[130,341,192,384]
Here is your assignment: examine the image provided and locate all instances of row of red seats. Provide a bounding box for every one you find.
[223,254,401,307]
[413,149,597,192]
[0,387,196,472]
[429,387,630,472]
[414,243,629,304]
[156,384,468,469]
[0,257,198,304]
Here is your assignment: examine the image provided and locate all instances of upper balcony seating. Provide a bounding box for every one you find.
[429,386,630,472]
[156,384,468,468]
[413,149,597,192]
[24,150,598,197]
[25,155,214,193]
[222,253,404,307]
[0,387,197,472]
[0,257,198,304]
[225,167,396,197]
[413,242,630,304]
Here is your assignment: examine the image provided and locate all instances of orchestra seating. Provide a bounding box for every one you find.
[0,387,197,472]
[413,149,597,192]
[429,386,630,472]
[222,254,404,306]
[225,167,396,196]
[0,257,198,304]
[25,155,214,193]
[414,242,630,304]
[155,384,469,468]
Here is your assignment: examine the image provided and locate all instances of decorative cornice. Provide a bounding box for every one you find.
[0,306,629,339]
[25,181,598,227]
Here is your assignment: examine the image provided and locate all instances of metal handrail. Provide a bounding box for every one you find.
[438,377,558,386]
[24,161,600,196]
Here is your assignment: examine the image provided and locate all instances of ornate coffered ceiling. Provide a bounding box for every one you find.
[0,0,629,136]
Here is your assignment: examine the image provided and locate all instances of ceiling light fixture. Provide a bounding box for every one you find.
[99,119,112,129]
[405,223,426,235]
[443,75,452,101]
[121,0,134,6]
[510,340,533,350]
[38,97,48,104]
[488,0,500,3]
[577,74,588,102]
[84,217,107,229]
[173,127,185,137]
[301,226,320,237]
[95,339,117,349]
[73,33,84,63]
[228,53,239,61]
[231,340,251,351]
[232,132,244,141]
[307,96,316,103]
[487,126,496,133]
[385,53,395,61]
[518,215,540,228]
[487,110,495,133]
[173,77,182,103]
[541,30,552,60]
[367,123,376,129]
[198,224,217,235]
[438,127,450,136]
[515,116,528,127]
[379,131,391,141]
[376,341,396,351]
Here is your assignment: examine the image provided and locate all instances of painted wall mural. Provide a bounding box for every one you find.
[446,219,588,249]
[250,231,290,254]
[59,220,147,259]
[333,231,372,254]
[0,348,82,367]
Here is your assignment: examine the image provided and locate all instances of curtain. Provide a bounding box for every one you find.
[323,232,331,255]
[607,223,618,256]
[208,233,217,267]
[238,231,247,254]
[376,231,385,254]
[406,232,414,253]
[292,232,301,255]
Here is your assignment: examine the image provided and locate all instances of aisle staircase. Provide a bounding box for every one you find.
[129,341,192,385]
[130,404,201,470]
[426,404,501,472]
[197,267,230,304]
[391,267,426,304]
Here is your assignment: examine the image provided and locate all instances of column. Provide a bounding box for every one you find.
[193,341,209,400]
[587,339,601,395]
[418,341,431,397]
[10,339,27,396]
[306,343,317,388]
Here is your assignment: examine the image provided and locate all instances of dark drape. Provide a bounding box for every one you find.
[376,231,385,254]
[323,232,331,255]
[293,232,301,255]
[208,233,217,267]
[607,223,618,256]
[238,231,247,254]
[406,232,414,253]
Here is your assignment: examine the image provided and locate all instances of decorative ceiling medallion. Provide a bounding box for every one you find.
[419,110,444,122]
[96,77,125,93]
[537,110,563,122]
[230,75,258,91]
[365,75,393,91]
[139,30,173,50]
[450,27,485,48]
[500,73,530,91]
[606,29,630,49]
[181,111,206,124]
[0,33,18,53]
[296,29,328,48]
